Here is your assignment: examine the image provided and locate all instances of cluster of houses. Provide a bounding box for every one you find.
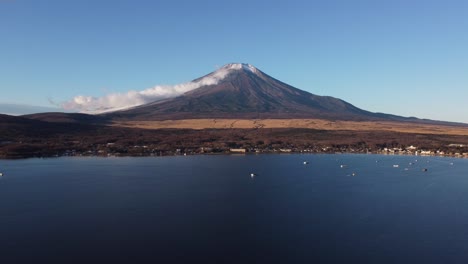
[96,144,468,157]
[379,145,468,157]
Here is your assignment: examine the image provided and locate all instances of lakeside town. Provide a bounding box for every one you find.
[1,139,467,159]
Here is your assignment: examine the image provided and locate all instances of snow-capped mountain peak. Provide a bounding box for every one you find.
[222,63,258,74]
[189,63,261,88]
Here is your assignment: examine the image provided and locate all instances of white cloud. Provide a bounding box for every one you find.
[62,67,233,113]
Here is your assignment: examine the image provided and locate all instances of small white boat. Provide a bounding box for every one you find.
[393,165,399,168]
[250,173,257,178]
[0,172,3,176]
[303,161,309,165]
[340,165,346,168]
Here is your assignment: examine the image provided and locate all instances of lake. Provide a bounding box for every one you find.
[1,154,468,263]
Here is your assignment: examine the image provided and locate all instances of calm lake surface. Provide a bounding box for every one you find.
[1,154,468,263]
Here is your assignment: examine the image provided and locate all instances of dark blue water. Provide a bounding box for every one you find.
[1,154,468,263]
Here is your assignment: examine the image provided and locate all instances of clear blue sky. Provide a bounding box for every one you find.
[1,0,468,122]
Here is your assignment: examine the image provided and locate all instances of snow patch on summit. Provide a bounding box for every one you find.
[223,63,258,74]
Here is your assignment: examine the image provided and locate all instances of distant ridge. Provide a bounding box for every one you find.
[23,112,108,124]
[0,113,95,138]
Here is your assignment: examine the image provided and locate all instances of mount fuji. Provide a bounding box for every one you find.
[104,63,409,122]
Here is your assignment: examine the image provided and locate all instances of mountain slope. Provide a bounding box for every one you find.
[106,63,390,121]
[101,63,468,127]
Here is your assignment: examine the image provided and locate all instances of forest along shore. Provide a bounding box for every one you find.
[1,125,467,159]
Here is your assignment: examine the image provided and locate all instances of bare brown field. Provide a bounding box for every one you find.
[113,119,468,136]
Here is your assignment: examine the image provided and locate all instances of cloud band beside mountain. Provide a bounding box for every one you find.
[62,67,232,113]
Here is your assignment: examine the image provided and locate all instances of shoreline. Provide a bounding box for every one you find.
[1,149,467,160]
